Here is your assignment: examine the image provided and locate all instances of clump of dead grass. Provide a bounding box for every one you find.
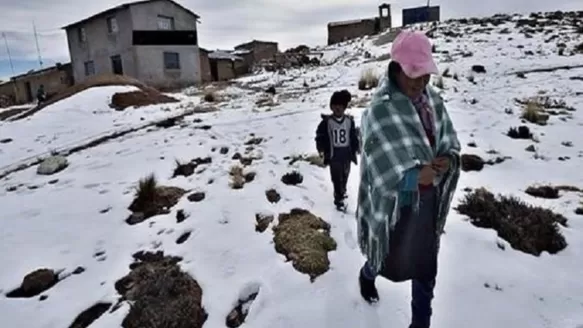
[114,251,207,328]
[273,209,337,281]
[520,100,549,125]
[229,165,255,189]
[456,188,568,256]
[127,173,186,224]
[203,91,216,102]
[358,68,379,91]
[288,154,325,167]
[525,185,560,199]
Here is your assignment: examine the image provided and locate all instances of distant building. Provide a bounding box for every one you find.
[0,63,73,106]
[207,50,244,81]
[234,40,279,64]
[402,6,441,26]
[327,4,391,45]
[62,0,201,89]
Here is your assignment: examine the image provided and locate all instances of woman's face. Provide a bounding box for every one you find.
[397,72,430,99]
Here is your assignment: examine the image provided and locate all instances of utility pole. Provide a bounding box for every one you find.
[2,32,15,75]
[33,21,43,69]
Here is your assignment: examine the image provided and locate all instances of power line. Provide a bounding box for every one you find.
[33,21,44,69]
[2,32,15,75]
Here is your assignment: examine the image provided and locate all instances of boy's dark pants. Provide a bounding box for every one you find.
[329,160,350,202]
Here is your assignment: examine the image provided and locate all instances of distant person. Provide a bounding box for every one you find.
[315,89,360,211]
[356,31,461,328]
[36,84,46,105]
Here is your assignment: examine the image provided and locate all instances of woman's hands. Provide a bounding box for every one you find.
[418,156,451,185]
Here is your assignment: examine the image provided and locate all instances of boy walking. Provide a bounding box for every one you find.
[315,90,360,211]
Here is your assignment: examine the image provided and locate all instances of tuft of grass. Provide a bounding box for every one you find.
[521,101,549,125]
[203,91,216,102]
[357,68,379,91]
[229,165,246,189]
[135,173,158,203]
[433,75,445,89]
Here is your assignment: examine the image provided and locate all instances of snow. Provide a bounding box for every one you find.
[0,85,200,173]
[1,15,583,328]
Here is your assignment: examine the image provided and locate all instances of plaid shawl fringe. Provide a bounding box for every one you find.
[356,75,461,273]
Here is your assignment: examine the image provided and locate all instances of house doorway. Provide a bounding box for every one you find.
[111,55,123,75]
[210,60,219,81]
[24,81,33,102]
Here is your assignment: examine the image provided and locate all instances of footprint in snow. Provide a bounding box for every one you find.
[344,230,357,250]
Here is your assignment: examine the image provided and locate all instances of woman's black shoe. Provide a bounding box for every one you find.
[359,268,379,303]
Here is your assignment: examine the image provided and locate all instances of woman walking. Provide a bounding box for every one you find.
[356,30,461,328]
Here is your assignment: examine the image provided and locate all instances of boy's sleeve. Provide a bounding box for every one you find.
[315,119,327,153]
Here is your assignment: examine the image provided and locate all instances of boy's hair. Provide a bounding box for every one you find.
[330,89,352,108]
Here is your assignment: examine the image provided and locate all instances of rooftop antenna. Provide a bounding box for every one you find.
[2,32,15,75]
[33,21,43,69]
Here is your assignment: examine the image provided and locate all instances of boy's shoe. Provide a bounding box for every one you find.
[334,199,346,212]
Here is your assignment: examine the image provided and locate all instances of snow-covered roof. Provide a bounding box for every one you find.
[328,18,371,27]
[232,49,252,55]
[208,51,243,61]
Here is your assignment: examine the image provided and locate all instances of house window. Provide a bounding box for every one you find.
[163,52,180,69]
[107,17,119,34]
[84,61,95,76]
[157,15,175,30]
[78,27,87,43]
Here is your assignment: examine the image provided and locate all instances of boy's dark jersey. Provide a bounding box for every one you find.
[315,114,360,165]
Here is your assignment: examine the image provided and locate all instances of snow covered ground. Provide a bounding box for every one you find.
[1,13,583,328]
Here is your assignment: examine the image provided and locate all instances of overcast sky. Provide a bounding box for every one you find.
[0,0,581,79]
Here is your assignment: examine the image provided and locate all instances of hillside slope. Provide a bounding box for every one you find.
[1,11,583,328]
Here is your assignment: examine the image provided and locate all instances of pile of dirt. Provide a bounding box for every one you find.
[126,174,186,225]
[273,209,337,280]
[110,89,178,111]
[114,251,207,328]
[456,188,568,256]
[6,268,59,298]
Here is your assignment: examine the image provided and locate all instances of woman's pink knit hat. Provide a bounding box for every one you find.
[391,31,438,79]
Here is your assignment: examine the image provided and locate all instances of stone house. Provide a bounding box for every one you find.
[207,51,245,81]
[0,63,73,106]
[327,4,391,45]
[198,48,212,83]
[234,40,279,66]
[62,0,202,88]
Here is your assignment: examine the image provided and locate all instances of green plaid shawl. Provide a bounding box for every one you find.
[356,75,461,273]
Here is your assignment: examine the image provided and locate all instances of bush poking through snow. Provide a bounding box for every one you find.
[6,268,59,298]
[172,157,212,178]
[265,189,281,203]
[507,126,532,139]
[281,171,304,185]
[226,290,259,328]
[521,101,550,125]
[229,165,246,189]
[525,185,560,199]
[455,188,568,256]
[273,209,337,281]
[358,68,379,90]
[203,91,216,102]
[255,213,275,233]
[461,154,485,172]
[127,174,186,225]
[114,251,207,328]
[68,303,112,328]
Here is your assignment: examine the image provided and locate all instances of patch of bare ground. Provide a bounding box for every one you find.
[281,171,304,185]
[68,303,112,328]
[516,96,575,125]
[226,286,260,328]
[456,188,568,256]
[273,209,337,281]
[114,251,207,328]
[525,184,582,199]
[110,90,178,111]
[6,268,59,298]
[460,153,510,172]
[126,174,186,225]
[255,213,275,232]
[265,189,281,203]
[173,157,212,178]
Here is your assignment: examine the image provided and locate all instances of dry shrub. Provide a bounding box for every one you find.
[127,174,186,224]
[203,91,216,102]
[281,171,304,185]
[68,303,112,328]
[115,251,207,328]
[110,90,178,111]
[229,165,246,189]
[433,75,445,89]
[273,209,337,281]
[525,185,560,199]
[521,101,549,125]
[288,154,325,167]
[456,188,568,256]
[358,68,379,91]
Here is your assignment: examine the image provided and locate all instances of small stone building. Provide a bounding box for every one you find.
[0,63,74,106]
[234,40,279,64]
[207,51,244,81]
[198,48,212,83]
[327,4,391,45]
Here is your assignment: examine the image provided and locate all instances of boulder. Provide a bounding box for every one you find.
[37,156,68,175]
